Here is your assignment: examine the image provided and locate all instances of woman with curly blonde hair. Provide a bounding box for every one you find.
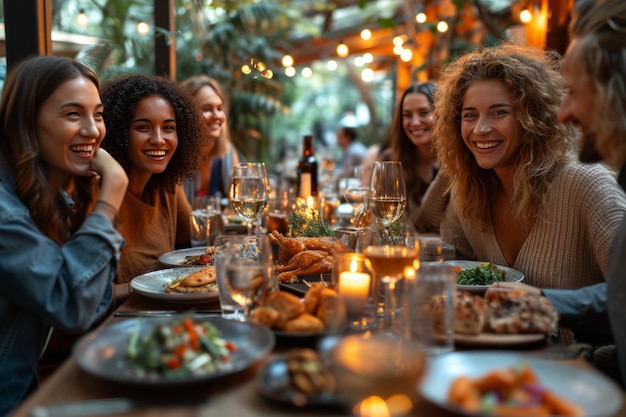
[422,43,626,294]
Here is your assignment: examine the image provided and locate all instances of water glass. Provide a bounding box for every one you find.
[214,235,276,320]
[401,263,454,355]
[409,236,455,263]
[190,209,210,247]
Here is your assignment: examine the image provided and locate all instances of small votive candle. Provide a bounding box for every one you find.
[337,257,371,315]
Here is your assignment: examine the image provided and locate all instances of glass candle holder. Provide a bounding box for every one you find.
[332,252,377,330]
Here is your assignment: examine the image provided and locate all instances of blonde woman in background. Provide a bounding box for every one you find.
[180,75,245,203]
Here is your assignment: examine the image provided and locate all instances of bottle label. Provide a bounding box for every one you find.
[299,173,312,198]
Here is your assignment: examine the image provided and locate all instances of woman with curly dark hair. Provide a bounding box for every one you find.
[421,43,626,295]
[101,73,202,292]
[0,56,128,415]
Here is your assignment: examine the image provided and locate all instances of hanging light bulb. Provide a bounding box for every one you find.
[136,21,150,35]
[76,9,88,27]
[336,42,349,58]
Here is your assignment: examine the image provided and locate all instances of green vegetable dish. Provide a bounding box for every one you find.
[127,317,237,378]
[456,263,506,286]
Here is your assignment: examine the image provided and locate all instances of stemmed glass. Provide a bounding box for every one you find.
[229,162,270,236]
[369,161,406,244]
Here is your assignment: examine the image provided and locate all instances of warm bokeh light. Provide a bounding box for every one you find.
[255,61,267,72]
[400,48,413,62]
[136,21,150,35]
[392,36,404,46]
[337,42,349,57]
[285,66,296,77]
[301,67,313,78]
[354,56,365,67]
[520,9,532,24]
[262,69,273,79]
[415,12,427,24]
[363,52,373,63]
[355,396,390,417]
[281,54,294,67]
[327,59,338,71]
[393,45,404,55]
[241,64,252,74]
[360,29,372,40]
[437,21,449,32]
[76,9,88,27]
[361,68,374,83]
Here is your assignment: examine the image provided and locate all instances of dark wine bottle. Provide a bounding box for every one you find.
[296,134,318,198]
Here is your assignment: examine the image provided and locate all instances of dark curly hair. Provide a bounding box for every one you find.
[100,73,202,194]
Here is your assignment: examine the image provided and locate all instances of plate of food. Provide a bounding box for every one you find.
[444,260,524,293]
[257,348,342,408]
[419,351,623,417]
[250,287,349,342]
[158,247,215,267]
[451,290,557,347]
[130,267,219,303]
[73,316,274,387]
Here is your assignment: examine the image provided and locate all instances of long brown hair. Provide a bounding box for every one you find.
[0,56,101,244]
[433,43,576,231]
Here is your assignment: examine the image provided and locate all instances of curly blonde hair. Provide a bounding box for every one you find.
[433,43,577,231]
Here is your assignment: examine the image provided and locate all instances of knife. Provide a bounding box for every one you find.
[30,398,142,417]
[114,309,222,317]
[30,397,207,417]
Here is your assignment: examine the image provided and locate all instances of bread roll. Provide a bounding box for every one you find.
[265,291,305,328]
[281,313,325,333]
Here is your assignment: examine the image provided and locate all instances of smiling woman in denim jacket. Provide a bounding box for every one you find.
[0,56,128,416]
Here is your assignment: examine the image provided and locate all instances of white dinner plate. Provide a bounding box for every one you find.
[158,247,214,267]
[73,317,274,387]
[130,267,219,304]
[444,260,524,293]
[419,351,623,417]
[453,332,545,347]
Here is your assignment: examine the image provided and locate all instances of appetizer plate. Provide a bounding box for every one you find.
[419,351,623,417]
[257,356,342,408]
[130,267,219,304]
[453,332,545,347]
[158,247,214,267]
[73,317,275,387]
[444,260,524,293]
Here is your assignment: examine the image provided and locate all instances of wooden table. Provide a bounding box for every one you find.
[11,292,626,417]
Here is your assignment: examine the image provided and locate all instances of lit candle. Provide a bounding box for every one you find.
[339,258,371,315]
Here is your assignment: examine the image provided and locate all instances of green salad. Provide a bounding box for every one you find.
[456,263,506,286]
[127,317,237,378]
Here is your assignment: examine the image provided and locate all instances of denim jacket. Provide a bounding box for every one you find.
[0,162,124,416]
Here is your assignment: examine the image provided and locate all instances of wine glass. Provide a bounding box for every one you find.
[229,162,270,236]
[369,161,406,244]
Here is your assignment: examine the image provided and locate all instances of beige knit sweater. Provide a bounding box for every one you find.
[420,162,626,290]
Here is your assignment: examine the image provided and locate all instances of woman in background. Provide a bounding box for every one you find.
[0,56,128,414]
[386,82,439,229]
[101,74,202,296]
[180,75,245,204]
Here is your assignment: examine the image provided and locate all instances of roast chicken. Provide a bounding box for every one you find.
[268,230,351,282]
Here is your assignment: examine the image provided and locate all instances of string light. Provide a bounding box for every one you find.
[327,59,338,71]
[400,49,413,62]
[336,42,349,58]
[136,21,150,35]
[437,21,449,33]
[520,9,532,24]
[393,45,404,55]
[285,67,296,77]
[76,8,88,27]
[354,56,365,67]
[392,36,404,46]
[301,67,313,78]
[415,12,427,24]
[241,64,252,74]
[360,29,372,40]
[363,52,373,63]
[361,68,374,83]
[281,54,294,67]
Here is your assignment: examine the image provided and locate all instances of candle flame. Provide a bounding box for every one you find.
[350,258,359,273]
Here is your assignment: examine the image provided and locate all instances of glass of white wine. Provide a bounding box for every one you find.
[229,162,270,236]
[369,161,406,244]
